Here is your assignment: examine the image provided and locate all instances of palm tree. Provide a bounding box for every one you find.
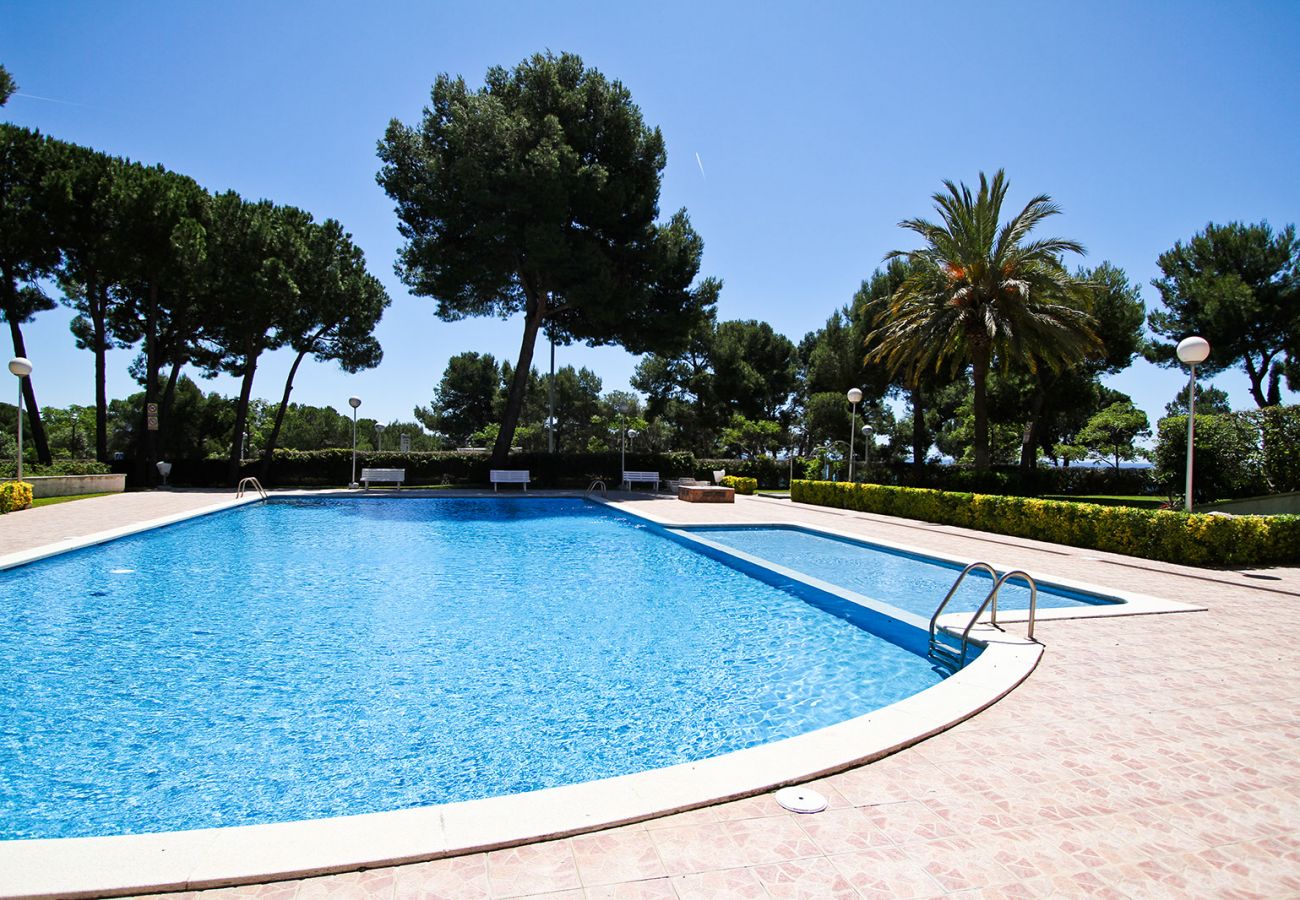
[867,170,1098,469]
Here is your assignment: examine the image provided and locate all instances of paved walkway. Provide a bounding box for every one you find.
[7,491,1297,898]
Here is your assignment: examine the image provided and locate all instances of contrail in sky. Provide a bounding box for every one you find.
[15,92,94,108]
[695,152,706,180]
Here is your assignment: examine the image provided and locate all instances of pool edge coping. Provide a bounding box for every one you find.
[1,492,1044,899]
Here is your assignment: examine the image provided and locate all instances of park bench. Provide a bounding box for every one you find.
[490,469,531,491]
[622,470,661,492]
[360,467,405,489]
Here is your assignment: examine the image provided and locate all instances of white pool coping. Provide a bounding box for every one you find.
[0,491,1177,899]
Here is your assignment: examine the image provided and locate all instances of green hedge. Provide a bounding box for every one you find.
[0,460,110,478]
[791,479,1300,567]
[720,475,757,495]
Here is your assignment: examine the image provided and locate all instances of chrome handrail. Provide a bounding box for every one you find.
[585,479,607,499]
[994,570,1039,640]
[236,476,267,500]
[928,561,998,670]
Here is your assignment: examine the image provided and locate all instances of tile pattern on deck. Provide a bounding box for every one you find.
[22,491,1296,898]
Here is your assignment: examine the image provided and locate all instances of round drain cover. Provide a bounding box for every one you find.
[774,786,828,814]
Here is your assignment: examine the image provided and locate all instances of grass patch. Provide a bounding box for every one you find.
[31,492,116,508]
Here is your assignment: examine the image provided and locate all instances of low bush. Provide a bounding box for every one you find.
[0,481,33,513]
[0,460,111,478]
[791,479,1300,567]
[720,475,757,495]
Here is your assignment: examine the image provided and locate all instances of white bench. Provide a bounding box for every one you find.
[622,470,661,492]
[490,469,530,491]
[360,467,405,489]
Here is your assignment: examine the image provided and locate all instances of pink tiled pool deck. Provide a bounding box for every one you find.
[4,490,1298,898]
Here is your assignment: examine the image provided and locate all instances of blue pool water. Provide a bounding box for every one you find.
[0,498,946,840]
[682,525,1119,618]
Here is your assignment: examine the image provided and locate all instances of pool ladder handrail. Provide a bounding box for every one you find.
[928,563,1038,670]
[585,479,607,499]
[236,476,267,500]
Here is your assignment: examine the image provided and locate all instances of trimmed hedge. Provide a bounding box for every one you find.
[0,481,33,512]
[0,460,110,478]
[720,475,757,495]
[791,479,1300,567]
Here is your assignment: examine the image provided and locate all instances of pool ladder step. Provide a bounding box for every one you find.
[928,562,1038,671]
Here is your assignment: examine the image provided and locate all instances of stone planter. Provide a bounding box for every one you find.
[26,473,126,499]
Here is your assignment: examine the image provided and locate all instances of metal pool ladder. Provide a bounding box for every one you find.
[928,562,1038,670]
[585,479,607,499]
[236,476,267,500]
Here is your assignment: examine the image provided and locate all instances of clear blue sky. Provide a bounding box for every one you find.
[3,0,1298,437]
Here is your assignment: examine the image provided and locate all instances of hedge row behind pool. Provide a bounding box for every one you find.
[791,480,1300,567]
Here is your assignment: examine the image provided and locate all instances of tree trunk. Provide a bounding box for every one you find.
[5,314,52,465]
[159,360,183,446]
[910,383,926,467]
[492,297,545,468]
[1019,380,1048,470]
[227,352,260,486]
[140,282,160,486]
[91,284,109,463]
[971,342,991,471]
[260,342,315,481]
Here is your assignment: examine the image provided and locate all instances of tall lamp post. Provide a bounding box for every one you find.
[8,357,32,481]
[1176,336,1210,512]
[846,388,863,482]
[861,424,873,474]
[348,396,361,488]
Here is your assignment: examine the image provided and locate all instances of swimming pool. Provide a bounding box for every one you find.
[0,497,951,841]
[681,525,1121,618]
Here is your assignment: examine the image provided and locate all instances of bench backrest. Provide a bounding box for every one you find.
[490,469,530,481]
[361,468,405,479]
[623,470,660,481]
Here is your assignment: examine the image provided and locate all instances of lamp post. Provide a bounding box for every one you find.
[861,424,873,474]
[1176,336,1210,512]
[846,388,863,482]
[8,357,32,481]
[375,423,386,453]
[348,396,361,488]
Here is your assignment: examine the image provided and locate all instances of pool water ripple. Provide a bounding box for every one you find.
[0,498,943,840]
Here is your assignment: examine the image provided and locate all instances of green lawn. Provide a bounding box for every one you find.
[30,492,116,508]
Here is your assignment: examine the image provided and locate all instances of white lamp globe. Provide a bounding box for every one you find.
[1176,336,1210,366]
[348,396,362,409]
[8,357,32,378]
[846,387,863,404]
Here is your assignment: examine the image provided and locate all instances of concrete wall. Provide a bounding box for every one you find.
[1199,491,1300,516]
[27,473,127,499]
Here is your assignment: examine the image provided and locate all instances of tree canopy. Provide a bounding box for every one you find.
[1148,221,1298,407]
[868,170,1097,468]
[378,50,719,465]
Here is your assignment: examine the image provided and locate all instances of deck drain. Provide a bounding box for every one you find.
[774,786,827,814]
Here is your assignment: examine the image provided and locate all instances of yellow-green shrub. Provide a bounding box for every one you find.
[720,475,758,495]
[0,481,33,513]
[790,479,1300,567]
